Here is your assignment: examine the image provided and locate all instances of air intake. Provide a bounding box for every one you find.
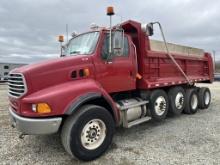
[8,73,27,98]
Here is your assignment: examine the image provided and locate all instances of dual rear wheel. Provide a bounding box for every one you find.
[198,87,211,109]
[183,88,199,114]
[168,87,186,115]
[183,87,211,114]
[148,86,211,121]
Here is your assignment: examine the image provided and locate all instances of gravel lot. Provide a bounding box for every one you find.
[0,83,220,165]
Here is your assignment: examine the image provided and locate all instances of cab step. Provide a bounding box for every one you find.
[125,116,151,128]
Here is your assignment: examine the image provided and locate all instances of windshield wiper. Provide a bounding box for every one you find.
[70,50,81,54]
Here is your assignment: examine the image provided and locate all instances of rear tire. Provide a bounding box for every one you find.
[168,86,186,116]
[198,87,211,109]
[149,89,169,121]
[183,88,199,114]
[61,105,115,161]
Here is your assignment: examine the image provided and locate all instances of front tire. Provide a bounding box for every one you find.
[61,105,115,161]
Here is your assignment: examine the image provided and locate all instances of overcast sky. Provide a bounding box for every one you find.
[0,0,219,64]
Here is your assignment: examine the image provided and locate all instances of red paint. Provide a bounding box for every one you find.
[9,20,213,125]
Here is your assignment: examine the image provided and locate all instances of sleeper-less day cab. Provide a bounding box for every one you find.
[8,7,213,161]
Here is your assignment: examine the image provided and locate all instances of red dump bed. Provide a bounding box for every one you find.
[138,49,214,89]
[122,20,214,90]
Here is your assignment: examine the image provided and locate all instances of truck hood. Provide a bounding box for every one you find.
[13,55,94,93]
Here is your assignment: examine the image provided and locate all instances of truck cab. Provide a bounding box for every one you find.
[63,29,137,93]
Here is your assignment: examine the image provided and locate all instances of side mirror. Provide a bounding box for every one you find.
[146,23,154,36]
[104,30,124,62]
[112,30,124,55]
[141,23,154,36]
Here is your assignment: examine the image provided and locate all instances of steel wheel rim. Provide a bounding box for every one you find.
[191,94,198,110]
[175,92,184,109]
[81,119,106,150]
[204,91,210,105]
[154,96,166,116]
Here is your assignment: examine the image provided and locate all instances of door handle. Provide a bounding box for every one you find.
[105,61,113,64]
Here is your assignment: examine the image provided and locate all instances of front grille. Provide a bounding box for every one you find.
[8,73,27,98]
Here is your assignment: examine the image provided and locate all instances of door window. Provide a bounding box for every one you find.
[101,34,129,60]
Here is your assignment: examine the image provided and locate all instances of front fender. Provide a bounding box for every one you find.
[21,79,120,123]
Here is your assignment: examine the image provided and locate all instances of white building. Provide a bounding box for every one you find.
[0,63,26,81]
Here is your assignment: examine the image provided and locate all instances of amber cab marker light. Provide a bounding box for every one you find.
[83,68,90,77]
[136,73,142,80]
[58,35,64,42]
[107,6,115,16]
[36,103,52,114]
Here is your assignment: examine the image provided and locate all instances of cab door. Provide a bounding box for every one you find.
[95,33,137,93]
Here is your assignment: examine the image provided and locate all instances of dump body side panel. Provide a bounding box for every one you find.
[137,50,213,89]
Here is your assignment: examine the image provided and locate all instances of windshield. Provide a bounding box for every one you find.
[65,32,99,55]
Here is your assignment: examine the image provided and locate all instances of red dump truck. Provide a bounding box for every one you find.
[8,7,213,161]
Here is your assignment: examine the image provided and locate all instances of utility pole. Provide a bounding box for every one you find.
[66,24,69,43]
[213,50,216,73]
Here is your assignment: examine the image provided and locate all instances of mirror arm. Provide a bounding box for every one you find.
[106,51,113,63]
[109,16,112,54]
[60,45,66,57]
[122,29,124,54]
[60,42,63,57]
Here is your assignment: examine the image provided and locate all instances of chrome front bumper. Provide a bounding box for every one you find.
[9,108,62,135]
